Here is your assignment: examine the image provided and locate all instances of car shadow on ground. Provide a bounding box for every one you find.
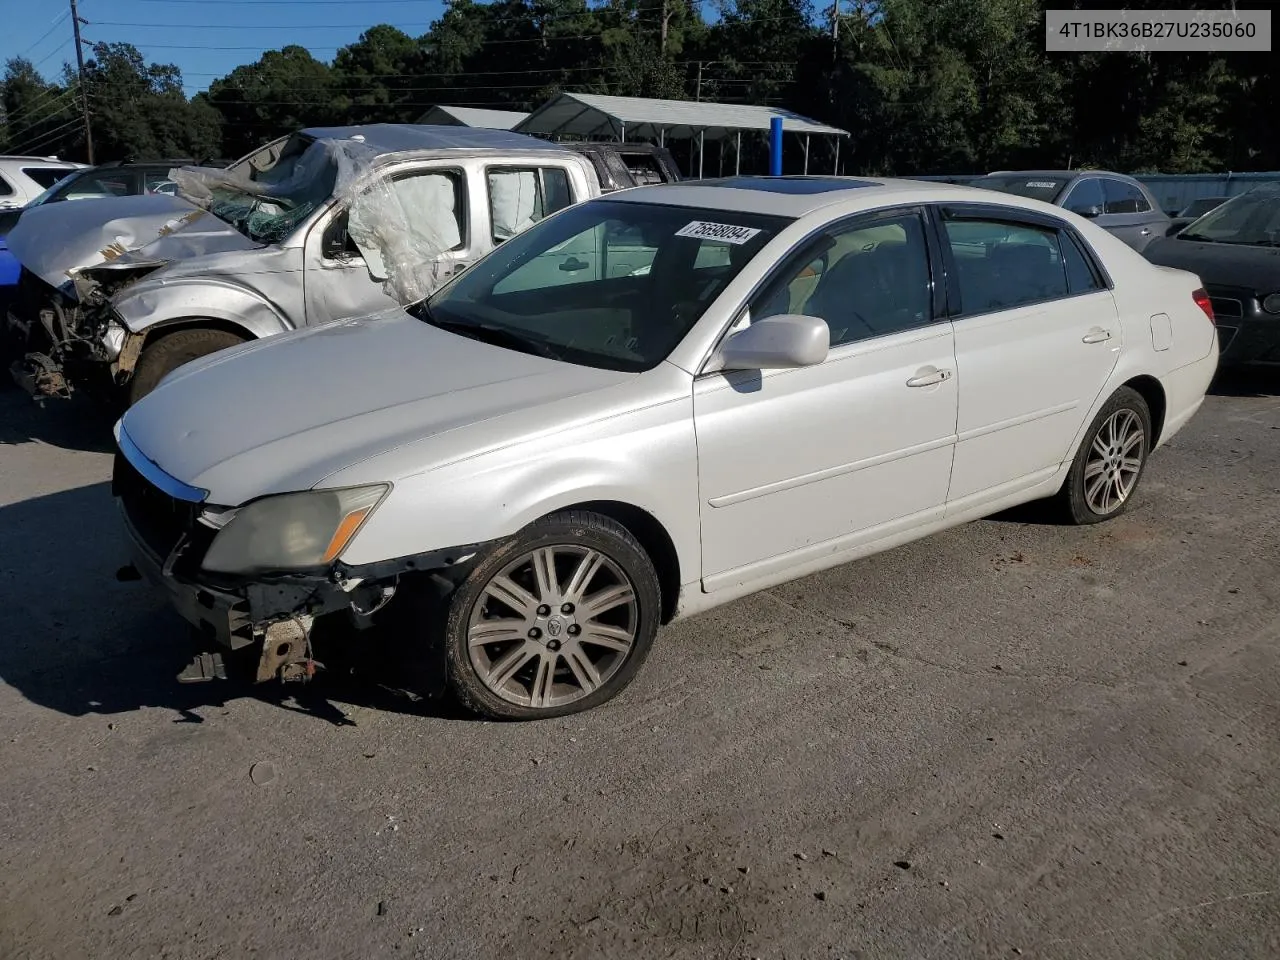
[0,384,119,453]
[0,479,473,725]
[1209,367,1279,398]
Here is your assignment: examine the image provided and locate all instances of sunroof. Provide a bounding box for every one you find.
[701,176,881,194]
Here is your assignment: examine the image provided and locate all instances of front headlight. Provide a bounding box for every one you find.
[201,484,389,575]
[1262,293,1280,315]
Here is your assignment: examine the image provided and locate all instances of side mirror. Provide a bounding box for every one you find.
[1074,205,1102,219]
[719,314,829,371]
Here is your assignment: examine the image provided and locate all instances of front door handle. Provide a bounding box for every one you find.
[906,367,952,387]
[1082,328,1112,344]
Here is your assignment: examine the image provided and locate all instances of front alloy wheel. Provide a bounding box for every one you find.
[444,511,660,719]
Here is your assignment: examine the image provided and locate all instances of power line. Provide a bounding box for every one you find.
[31,37,74,70]
[87,35,606,51]
[125,0,717,5]
[13,11,71,61]
[4,116,83,157]
[90,20,435,30]
[1,86,79,133]
[0,99,78,153]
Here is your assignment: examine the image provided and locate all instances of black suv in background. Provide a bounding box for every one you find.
[565,143,682,192]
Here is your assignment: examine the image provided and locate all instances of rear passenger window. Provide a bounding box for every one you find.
[943,219,1069,314]
[487,166,574,243]
[0,175,12,197]
[1061,233,1103,294]
[1103,179,1150,214]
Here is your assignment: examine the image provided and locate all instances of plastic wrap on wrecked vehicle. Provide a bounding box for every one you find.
[170,138,457,306]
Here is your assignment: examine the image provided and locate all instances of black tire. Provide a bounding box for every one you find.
[127,327,247,405]
[441,510,661,720]
[1056,385,1153,525]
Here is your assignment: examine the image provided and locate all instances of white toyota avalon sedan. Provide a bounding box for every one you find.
[113,176,1219,720]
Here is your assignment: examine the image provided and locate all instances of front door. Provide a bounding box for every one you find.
[938,205,1122,506]
[693,208,959,589]
[302,164,473,326]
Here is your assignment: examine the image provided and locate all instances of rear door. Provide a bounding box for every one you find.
[939,204,1121,507]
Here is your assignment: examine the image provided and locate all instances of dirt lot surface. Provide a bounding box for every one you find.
[1,378,1278,960]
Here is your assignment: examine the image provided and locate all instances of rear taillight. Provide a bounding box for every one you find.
[1193,288,1215,324]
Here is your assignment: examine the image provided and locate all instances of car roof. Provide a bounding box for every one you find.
[984,169,1143,182]
[298,123,569,157]
[0,156,84,167]
[606,175,986,217]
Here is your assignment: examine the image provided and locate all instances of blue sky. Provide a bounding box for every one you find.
[4,0,452,95]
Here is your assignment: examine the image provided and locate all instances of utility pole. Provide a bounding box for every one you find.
[69,0,94,164]
[695,61,702,102]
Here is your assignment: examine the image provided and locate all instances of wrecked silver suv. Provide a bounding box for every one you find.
[5,125,600,403]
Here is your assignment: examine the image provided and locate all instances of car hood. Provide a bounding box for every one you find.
[1144,236,1280,292]
[119,310,635,505]
[6,193,252,293]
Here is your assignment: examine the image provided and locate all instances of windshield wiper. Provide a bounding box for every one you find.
[421,312,563,361]
[1178,231,1217,243]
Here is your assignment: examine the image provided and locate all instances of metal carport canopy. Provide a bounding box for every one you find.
[415,106,531,130]
[515,92,848,142]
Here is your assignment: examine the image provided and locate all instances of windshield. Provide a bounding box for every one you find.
[1180,197,1226,218]
[972,175,1068,203]
[205,135,337,244]
[1180,191,1280,245]
[419,199,789,372]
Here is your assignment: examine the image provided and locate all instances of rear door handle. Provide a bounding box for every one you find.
[1082,328,1112,344]
[906,367,952,387]
[1140,228,1151,236]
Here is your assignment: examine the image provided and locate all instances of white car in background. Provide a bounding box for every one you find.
[0,155,86,212]
[113,176,1219,720]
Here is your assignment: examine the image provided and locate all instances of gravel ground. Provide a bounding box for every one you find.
[1,377,1278,960]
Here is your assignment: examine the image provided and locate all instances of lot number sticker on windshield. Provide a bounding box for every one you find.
[675,221,762,245]
[1026,181,1058,188]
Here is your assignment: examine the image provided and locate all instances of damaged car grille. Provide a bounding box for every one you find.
[112,449,202,563]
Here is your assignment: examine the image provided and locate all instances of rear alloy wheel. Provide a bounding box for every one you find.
[127,327,247,405]
[443,511,660,720]
[1058,386,1152,525]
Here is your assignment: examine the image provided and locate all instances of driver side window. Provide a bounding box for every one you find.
[751,213,933,347]
[337,168,467,271]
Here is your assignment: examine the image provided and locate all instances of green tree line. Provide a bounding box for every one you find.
[1,0,1275,176]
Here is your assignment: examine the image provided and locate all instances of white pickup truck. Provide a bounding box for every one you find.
[5,125,627,403]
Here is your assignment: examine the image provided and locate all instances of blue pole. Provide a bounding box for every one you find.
[769,117,783,177]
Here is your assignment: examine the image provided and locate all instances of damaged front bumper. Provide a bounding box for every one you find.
[5,264,151,399]
[113,447,486,686]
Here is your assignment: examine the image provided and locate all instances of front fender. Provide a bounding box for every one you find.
[112,276,295,341]
[333,396,703,587]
